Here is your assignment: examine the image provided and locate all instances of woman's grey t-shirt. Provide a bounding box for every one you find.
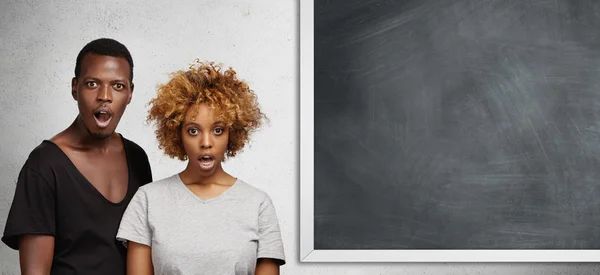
[116,174,285,275]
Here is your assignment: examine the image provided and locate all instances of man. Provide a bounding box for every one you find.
[2,38,153,274]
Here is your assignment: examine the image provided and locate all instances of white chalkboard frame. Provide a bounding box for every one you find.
[299,0,600,263]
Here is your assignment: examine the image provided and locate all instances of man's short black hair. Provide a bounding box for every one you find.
[74,38,134,82]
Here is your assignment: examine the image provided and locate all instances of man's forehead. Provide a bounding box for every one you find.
[79,53,131,78]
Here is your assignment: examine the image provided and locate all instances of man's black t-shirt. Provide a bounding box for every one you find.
[1,134,153,275]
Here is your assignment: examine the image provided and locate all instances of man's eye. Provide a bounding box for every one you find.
[114,84,124,89]
[86,82,97,87]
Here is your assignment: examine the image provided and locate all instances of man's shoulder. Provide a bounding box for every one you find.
[23,140,65,169]
[120,134,149,159]
[119,134,154,186]
[9,140,67,188]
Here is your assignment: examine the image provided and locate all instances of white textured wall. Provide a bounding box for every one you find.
[0,0,598,274]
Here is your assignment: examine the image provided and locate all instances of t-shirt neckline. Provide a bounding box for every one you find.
[41,134,133,206]
[174,173,240,204]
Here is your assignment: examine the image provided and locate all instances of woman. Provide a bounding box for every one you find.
[116,60,285,275]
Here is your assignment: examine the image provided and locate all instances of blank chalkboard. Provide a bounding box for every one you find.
[313,0,600,250]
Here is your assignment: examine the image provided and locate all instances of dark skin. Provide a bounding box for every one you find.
[127,104,279,275]
[18,52,134,275]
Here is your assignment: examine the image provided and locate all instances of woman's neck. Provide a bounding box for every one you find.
[179,163,235,186]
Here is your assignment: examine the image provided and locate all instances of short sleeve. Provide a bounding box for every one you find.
[1,166,56,250]
[116,188,152,247]
[257,195,286,265]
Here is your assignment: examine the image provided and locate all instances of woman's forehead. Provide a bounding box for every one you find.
[184,104,228,124]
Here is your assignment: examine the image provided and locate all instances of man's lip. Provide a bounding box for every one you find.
[93,107,113,115]
[93,115,112,128]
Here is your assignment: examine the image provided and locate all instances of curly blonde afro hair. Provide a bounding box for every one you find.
[147,60,267,161]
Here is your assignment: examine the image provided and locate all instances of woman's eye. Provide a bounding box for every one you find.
[188,128,198,135]
[214,128,223,135]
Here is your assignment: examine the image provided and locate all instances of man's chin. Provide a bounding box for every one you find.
[91,132,112,139]
[78,115,117,140]
[86,127,113,139]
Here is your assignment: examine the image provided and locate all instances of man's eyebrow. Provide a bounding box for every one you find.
[80,77,129,85]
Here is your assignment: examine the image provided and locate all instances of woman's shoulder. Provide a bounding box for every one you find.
[138,173,182,194]
[232,179,275,205]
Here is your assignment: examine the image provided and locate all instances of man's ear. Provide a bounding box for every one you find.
[71,77,78,100]
[128,82,134,104]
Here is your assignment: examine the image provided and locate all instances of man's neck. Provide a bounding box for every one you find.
[63,116,119,153]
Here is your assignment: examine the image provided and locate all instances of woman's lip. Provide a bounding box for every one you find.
[198,154,215,161]
[198,158,215,171]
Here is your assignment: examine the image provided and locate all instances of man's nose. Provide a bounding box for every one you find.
[97,85,113,102]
